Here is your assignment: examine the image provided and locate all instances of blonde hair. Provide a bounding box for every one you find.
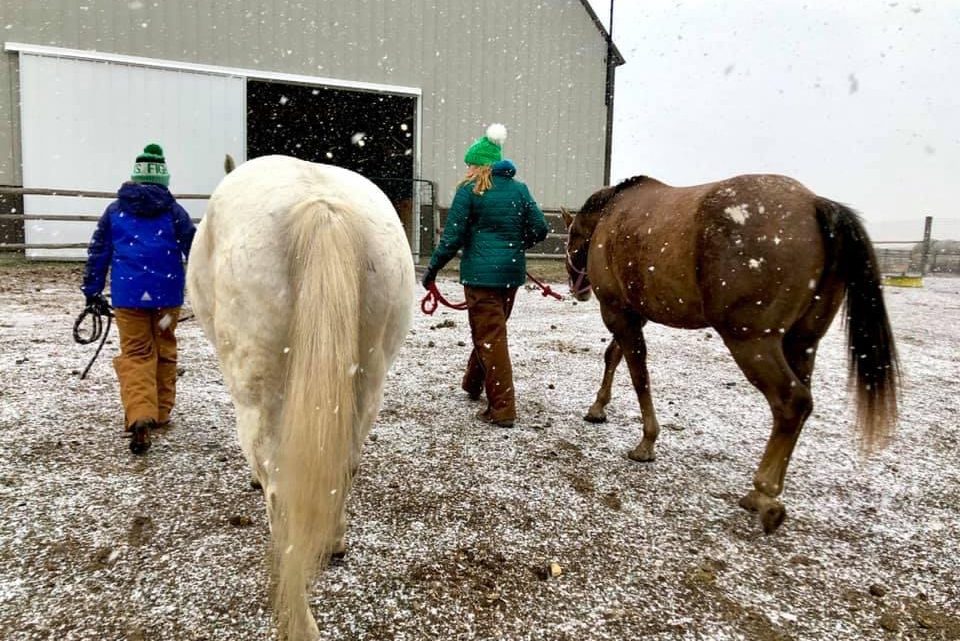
[459,164,493,195]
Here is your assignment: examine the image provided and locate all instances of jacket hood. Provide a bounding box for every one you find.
[117,181,174,217]
[491,159,517,178]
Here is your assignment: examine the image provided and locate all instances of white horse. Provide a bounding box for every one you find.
[187,155,414,640]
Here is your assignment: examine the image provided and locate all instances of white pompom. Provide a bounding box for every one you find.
[486,123,507,145]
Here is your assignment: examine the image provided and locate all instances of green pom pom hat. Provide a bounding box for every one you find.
[464,123,507,166]
[131,143,170,187]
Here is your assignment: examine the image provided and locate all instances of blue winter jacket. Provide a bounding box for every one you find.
[82,182,196,308]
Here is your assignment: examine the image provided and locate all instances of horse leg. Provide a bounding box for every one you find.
[329,464,357,562]
[331,350,390,561]
[584,338,622,423]
[604,311,659,462]
[783,333,819,388]
[724,336,813,534]
[234,403,271,493]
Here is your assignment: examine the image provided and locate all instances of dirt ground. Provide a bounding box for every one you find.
[0,259,958,641]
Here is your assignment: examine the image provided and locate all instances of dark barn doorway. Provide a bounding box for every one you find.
[247,80,417,240]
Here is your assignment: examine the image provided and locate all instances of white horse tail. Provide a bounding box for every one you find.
[272,197,360,641]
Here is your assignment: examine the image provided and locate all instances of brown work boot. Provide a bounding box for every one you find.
[475,409,515,429]
[129,419,155,455]
[464,387,483,402]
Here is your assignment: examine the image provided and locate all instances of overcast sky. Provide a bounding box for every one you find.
[587,0,959,241]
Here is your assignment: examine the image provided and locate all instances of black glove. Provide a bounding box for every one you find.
[421,266,439,289]
[85,293,112,316]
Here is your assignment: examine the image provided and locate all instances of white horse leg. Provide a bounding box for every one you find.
[219,342,284,494]
[234,404,271,491]
[332,349,388,559]
[332,290,410,556]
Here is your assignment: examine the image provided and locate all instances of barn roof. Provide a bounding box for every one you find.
[577,0,626,66]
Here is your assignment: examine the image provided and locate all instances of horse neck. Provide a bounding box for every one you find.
[577,209,604,245]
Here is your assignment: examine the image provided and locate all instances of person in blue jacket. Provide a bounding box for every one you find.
[81,144,195,454]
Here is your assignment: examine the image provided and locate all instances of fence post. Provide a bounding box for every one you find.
[921,216,933,276]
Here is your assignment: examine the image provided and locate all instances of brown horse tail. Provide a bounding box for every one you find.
[816,198,899,453]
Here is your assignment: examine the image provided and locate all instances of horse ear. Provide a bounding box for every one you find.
[561,207,573,229]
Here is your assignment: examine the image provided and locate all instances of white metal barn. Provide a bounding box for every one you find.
[0,1,622,259]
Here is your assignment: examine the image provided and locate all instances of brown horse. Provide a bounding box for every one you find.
[562,174,898,533]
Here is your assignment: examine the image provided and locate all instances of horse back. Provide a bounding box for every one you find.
[188,155,414,398]
[696,175,828,331]
[591,179,713,328]
[593,174,827,332]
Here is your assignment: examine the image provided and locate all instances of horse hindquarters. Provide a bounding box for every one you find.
[720,200,899,534]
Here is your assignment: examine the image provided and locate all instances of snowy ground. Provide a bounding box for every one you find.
[0,261,958,641]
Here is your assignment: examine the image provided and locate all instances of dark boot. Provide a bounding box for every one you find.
[129,418,155,455]
[475,409,515,429]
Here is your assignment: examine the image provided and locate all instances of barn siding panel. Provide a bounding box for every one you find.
[1,0,613,208]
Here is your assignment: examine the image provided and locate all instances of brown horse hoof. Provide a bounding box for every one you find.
[738,490,761,512]
[583,412,607,424]
[249,477,263,491]
[627,443,656,462]
[329,550,347,567]
[760,503,787,534]
[740,491,787,533]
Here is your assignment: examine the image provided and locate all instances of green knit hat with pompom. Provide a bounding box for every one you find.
[463,123,507,166]
[131,143,170,186]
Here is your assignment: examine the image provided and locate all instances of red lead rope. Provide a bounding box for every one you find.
[420,272,563,315]
[420,281,469,315]
[525,272,564,301]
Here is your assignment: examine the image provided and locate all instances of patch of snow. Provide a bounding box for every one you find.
[1,266,958,641]
[725,204,751,225]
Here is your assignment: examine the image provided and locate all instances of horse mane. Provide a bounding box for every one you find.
[579,175,648,215]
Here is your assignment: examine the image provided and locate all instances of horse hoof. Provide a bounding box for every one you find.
[583,412,607,424]
[738,491,761,512]
[760,503,787,534]
[249,477,263,491]
[329,550,347,567]
[627,443,655,462]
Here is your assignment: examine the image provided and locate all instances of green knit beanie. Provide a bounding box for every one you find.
[463,123,507,166]
[131,143,170,187]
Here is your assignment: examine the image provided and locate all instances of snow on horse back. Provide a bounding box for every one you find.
[187,155,414,641]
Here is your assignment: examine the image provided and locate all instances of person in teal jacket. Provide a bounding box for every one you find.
[422,124,549,427]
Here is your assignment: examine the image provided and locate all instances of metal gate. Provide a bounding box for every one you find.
[0,178,437,259]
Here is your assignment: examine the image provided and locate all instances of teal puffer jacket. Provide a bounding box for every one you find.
[429,160,549,288]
